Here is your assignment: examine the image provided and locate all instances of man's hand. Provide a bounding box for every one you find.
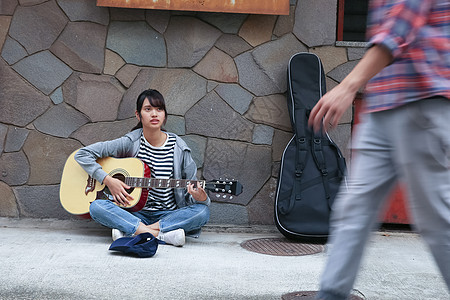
[308,82,357,133]
[103,175,133,206]
[309,45,392,133]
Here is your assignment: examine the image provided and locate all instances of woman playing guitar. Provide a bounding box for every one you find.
[74,89,210,246]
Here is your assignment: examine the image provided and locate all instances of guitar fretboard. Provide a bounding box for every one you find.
[125,177,206,189]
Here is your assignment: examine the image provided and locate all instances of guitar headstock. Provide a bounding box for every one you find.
[205,179,243,199]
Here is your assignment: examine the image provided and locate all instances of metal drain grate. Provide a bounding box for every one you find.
[282,291,364,300]
[241,238,324,256]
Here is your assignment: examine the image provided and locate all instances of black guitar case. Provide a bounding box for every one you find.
[274,52,347,242]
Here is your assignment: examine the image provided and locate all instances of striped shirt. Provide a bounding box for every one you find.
[136,133,177,211]
[364,0,450,112]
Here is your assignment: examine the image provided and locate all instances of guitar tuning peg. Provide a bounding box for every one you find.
[222,195,227,198]
[229,196,233,200]
[215,194,221,198]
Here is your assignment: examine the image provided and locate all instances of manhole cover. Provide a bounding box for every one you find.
[282,291,364,300]
[241,238,324,256]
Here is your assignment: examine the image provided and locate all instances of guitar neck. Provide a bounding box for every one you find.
[125,177,206,189]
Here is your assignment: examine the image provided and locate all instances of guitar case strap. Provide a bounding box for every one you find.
[311,133,332,209]
[290,108,308,214]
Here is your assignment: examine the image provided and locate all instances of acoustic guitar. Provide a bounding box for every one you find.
[60,150,243,218]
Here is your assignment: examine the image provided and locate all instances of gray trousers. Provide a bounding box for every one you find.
[318,97,450,299]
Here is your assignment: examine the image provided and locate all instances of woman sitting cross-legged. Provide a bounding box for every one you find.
[75,89,210,246]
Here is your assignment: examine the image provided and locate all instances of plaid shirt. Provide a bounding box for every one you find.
[364,0,450,112]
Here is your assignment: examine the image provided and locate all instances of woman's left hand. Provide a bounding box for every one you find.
[187,183,208,202]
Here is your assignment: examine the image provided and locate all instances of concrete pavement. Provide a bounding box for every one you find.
[0,218,448,300]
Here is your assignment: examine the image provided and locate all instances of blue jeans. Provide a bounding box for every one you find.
[89,200,210,237]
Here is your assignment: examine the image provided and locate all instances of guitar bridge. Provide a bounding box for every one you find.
[85,175,96,195]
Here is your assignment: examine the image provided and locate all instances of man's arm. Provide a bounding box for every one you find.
[308,44,392,132]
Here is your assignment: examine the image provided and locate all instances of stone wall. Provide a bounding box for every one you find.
[0,0,365,224]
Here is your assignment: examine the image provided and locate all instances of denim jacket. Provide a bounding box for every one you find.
[74,129,211,208]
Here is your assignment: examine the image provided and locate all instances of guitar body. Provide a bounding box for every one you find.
[60,151,149,218]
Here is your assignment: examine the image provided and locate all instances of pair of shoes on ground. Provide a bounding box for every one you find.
[112,228,185,247]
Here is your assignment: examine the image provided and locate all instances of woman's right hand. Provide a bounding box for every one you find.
[103,175,133,206]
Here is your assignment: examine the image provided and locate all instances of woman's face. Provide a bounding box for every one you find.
[136,98,166,130]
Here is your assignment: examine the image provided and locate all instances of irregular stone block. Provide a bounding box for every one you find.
[4,126,29,153]
[164,115,185,136]
[74,75,123,122]
[252,34,307,94]
[328,60,359,83]
[145,9,170,33]
[207,81,219,93]
[166,16,221,68]
[215,34,252,58]
[252,124,274,145]
[215,84,253,115]
[272,130,293,161]
[293,0,337,47]
[273,5,295,37]
[9,1,67,54]
[33,104,89,138]
[50,22,107,74]
[310,46,348,74]
[198,12,247,34]
[239,14,277,47]
[236,34,306,96]
[348,47,366,61]
[116,64,141,88]
[0,124,7,154]
[208,202,249,225]
[235,51,277,97]
[0,0,17,15]
[185,92,254,142]
[50,87,64,105]
[203,138,272,206]
[0,151,29,186]
[0,16,12,47]
[23,130,82,185]
[62,72,82,107]
[104,49,125,76]
[107,21,166,67]
[182,135,207,168]
[272,161,281,178]
[193,47,238,83]
[14,185,69,218]
[247,177,278,225]
[244,94,292,131]
[0,60,51,127]
[18,0,46,6]
[326,77,339,93]
[327,123,351,164]
[119,68,207,119]
[71,118,137,146]
[1,36,27,65]
[12,51,72,95]
[57,0,109,25]
[0,181,18,217]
